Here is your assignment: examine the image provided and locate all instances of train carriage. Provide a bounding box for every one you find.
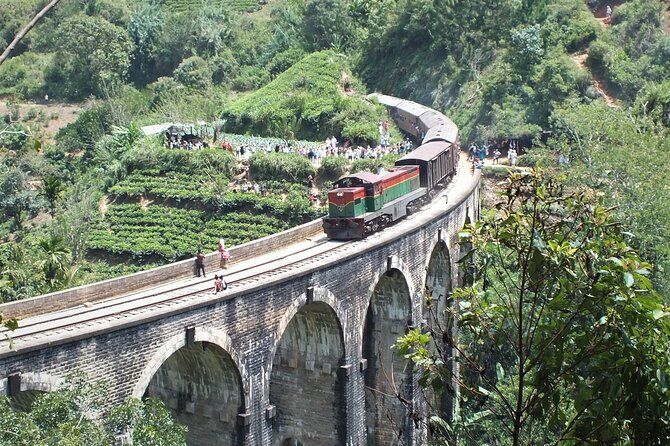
[325,93,461,240]
[395,141,455,192]
[418,110,446,133]
[392,100,432,137]
[373,94,404,109]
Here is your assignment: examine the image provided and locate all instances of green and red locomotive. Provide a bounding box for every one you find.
[323,95,460,239]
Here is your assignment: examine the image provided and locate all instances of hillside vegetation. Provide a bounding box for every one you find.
[224,51,392,142]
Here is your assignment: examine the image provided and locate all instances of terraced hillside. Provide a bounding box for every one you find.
[162,0,264,13]
[89,136,321,265]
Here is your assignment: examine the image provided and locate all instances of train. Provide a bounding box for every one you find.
[322,94,460,239]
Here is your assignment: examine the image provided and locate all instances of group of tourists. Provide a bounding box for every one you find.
[166,134,209,150]
[468,140,520,169]
[222,136,414,166]
[194,239,231,294]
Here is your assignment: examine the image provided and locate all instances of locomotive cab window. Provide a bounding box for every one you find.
[355,198,362,204]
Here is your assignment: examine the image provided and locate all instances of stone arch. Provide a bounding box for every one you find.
[133,328,248,446]
[269,291,347,446]
[423,237,454,325]
[362,266,413,445]
[132,328,248,401]
[277,439,305,446]
[423,237,458,423]
[360,255,417,344]
[266,287,350,388]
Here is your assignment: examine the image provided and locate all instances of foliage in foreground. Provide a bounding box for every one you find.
[0,375,186,446]
[397,170,670,445]
[550,100,670,295]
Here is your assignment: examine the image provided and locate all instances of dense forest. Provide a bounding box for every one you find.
[1,0,670,443]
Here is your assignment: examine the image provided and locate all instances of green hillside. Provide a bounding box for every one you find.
[223,51,394,142]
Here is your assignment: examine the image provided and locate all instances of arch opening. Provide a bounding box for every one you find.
[363,268,412,445]
[143,341,245,446]
[425,242,457,423]
[270,301,346,445]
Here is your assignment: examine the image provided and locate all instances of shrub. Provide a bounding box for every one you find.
[173,56,213,90]
[224,51,389,141]
[587,40,642,100]
[0,123,30,152]
[317,156,348,181]
[516,152,543,167]
[350,154,400,174]
[266,47,307,78]
[0,52,50,99]
[351,158,379,174]
[211,49,240,85]
[232,66,271,92]
[249,152,315,182]
[545,0,599,53]
[56,104,114,154]
[149,77,185,105]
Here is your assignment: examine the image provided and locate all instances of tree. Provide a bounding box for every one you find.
[0,0,62,66]
[303,0,356,50]
[173,56,213,91]
[397,170,670,445]
[0,374,186,445]
[0,123,32,153]
[45,14,133,99]
[37,234,71,289]
[41,175,66,217]
[127,3,165,85]
[0,166,39,229]
[550,101,670,295]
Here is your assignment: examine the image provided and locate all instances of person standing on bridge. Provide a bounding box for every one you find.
[195,250,206,277]
[493,148,502,164]
[478,145,486,162]
[218,238,230,269]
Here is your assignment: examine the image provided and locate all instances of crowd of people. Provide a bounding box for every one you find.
[468,140,521,169]
[220,135,414,166]
[166,134,209,150]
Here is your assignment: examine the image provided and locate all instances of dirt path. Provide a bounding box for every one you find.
[569,1,627,107]
[0,98,84,142]
[571,53,618,107]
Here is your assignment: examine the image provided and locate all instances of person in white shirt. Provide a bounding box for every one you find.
[508,148,518,166]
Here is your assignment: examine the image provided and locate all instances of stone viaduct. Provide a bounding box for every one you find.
[0,107,481,446]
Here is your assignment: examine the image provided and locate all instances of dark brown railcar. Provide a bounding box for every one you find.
[395,140,453,191]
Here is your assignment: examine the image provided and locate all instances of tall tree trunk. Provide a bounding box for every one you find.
[0,0,62,66]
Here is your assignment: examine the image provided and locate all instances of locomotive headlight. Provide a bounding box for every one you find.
[336,192,344,197]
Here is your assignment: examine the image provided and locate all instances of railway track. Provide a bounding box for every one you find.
[0,237,354,357]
